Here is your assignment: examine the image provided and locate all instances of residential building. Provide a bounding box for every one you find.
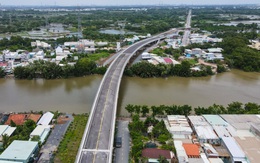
[202,115,236,139]
[182,143,201,158]
[31,40,51,49]
[142,52,152,60]
[0,125,16,141]
[37,112,54,125]
[221,137,249,163]
[202,143,219,158]
[5,114,41,126]
[188,116,219,144]
[0,140,38,163]
[164,115,192,139]
[174,140,189,163]
[30,125,50,143]
[141,148,175,163]
[35,50,45,60]
[249,40,260,50]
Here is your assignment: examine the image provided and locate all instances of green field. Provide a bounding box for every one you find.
[54,114,88,163]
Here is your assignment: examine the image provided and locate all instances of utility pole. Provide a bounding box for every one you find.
[77,8,82,40]
[9,14,12,26]
[119,18,127,45]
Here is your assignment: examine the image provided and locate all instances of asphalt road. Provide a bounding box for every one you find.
[114,121,130,163]
[38,114,73,163]
[76,32,171,163]
[182,10,192,46]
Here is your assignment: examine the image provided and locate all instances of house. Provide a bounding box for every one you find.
[163,58,173,64]
[174,140,189,163]
[142,148,175,163]
[0,125,16,141]
[188,116,219,145]
[0,140,38,163]
[164,115,192,139]
[35,50,45,60]
[4,51,18,61]
[5,114,41,126]
[221,137,249,163]
[31,40,51,49]
[182,143,201,158]
[30,125,50,143]
[37,112,54,125]
[249,40,260,50]
[142,52,152,60]
[203,143,219,158]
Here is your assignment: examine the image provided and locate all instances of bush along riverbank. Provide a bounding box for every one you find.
[13,59,107,80]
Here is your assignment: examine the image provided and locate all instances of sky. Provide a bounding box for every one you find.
[0,0,259,6]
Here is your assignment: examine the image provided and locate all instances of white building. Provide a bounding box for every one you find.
[164,115,192,139]
[221,137,249,163]
[35,50,45,60]
[31,40,51,49]
[30,125,50,143]
[174,140,189,163]
[188,116,219,144]
[0,125,16,141]
[37,112,54,125]
[141,52,152,60]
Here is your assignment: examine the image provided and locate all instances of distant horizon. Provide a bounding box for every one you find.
[0,0,259,7]
[0,4,259,7]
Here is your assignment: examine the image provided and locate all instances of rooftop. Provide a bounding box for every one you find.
[234,136,260,163]
[203,115,227,126]
[37,112,54,125]
[220,115,260,130]
[5,114,41,126]
[188,116,210,126]
[142,148,173,160]
[221,137,246,159]
[182,143,200,157]
[195,126,219,140]
[0,140,38,161]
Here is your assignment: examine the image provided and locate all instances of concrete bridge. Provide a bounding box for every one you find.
[75,32,172,163]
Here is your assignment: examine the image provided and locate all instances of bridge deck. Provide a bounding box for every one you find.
[76,34,171,163]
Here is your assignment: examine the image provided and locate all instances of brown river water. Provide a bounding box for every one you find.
[0,70,259,116]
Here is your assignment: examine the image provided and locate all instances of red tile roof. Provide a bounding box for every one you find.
[163,58,173,64]
[183,143,200,157]
[27,114,41,123]
[0,62,8,67]
[142,148,173,159]
[5,114,42,125]
[5,114,26,125]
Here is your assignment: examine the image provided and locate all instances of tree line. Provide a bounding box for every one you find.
[125,60,214,78]
[125,102,260,117]
[13,59,106,80]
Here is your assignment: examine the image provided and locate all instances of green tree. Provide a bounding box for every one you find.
[0,68,5,78]
[141,105,149,117]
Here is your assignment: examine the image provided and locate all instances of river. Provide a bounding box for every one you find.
[0,70,259,116]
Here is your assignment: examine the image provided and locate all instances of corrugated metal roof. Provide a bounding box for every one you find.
[0,140,38,161]
[222,137,245,158]
[203,115,227,126]
[37,112,54,125]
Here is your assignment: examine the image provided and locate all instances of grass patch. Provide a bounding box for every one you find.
[88,52,111,61]
[185,58,198,65]
[54,114,88,163]
[150,48,166,57]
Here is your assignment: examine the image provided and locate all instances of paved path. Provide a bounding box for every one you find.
[115,121,130,163]
[37,114,73,163]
